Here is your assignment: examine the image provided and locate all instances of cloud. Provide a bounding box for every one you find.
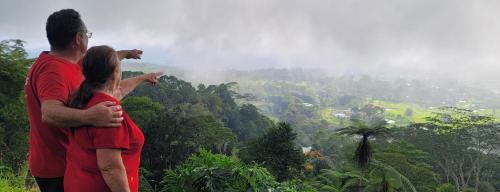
[1,0,500,86]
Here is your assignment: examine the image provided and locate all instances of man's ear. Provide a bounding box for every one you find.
[73,32,82,48]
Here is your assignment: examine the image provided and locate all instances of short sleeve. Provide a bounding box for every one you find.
[36,65,70,104]
[90,125,130,150]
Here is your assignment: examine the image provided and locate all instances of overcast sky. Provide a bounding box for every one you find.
[1,0,500,86]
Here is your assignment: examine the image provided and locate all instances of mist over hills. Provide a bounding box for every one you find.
[122,61,500,110]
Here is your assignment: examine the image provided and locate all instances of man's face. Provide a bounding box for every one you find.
[76,24,90,54]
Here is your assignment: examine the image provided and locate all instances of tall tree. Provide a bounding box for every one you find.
[0,39,32,172]
[337,118,390,169]
[373,142,439,192]
[240,122,305,181]
[127,102,236,183]
[405,107,500,191]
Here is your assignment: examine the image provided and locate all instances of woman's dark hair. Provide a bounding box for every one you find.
[46,9,85,50]
[69,46,118,109]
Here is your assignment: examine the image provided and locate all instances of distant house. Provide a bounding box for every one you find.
[302,146,312,155]
[303,102,313,107]
[331,108,353,119]
[334,113,348,119]
[302,146,323,158]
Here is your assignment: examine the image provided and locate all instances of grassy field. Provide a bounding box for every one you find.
[320,99,500,127]
[370,100,434,123]
[320,108,340,125]
[320,100,434,126]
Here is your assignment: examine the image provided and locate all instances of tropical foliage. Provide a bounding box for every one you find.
[1,39,499,191]
[162,149,277,192]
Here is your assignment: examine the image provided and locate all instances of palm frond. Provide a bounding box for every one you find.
[370,159,417,192]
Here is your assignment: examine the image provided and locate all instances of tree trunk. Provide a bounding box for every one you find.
[451,172,461,192]
[458,159,467,189]
[471,151,485,192]
[474,161,482,192]
[437,160,450,183]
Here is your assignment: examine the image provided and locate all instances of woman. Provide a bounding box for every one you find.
[64,45,158,192]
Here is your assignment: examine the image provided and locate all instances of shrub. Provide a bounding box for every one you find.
[162,149,278,192]
[0,164,33,192]
[477,182,495,192]
[436,183,456,192]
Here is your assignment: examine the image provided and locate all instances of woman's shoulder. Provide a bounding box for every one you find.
[85,92,121,109]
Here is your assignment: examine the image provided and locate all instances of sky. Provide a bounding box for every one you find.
[1,0,500,87]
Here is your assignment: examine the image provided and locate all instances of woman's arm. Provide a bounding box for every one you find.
[96,149,130,192]
[117,72,163,100]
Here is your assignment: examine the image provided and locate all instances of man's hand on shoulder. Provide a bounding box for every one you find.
[84,101,123,127]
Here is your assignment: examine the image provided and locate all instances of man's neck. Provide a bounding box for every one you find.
[49,49,82,64]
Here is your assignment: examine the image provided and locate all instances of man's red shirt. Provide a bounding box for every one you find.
[24,52,83,177]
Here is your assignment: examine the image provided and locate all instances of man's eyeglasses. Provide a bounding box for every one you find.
[81,31,92,38]
[85,31,92,38]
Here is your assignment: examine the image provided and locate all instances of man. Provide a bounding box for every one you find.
[24,9,161,191]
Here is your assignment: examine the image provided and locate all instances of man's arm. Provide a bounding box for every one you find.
[117,72,163,100]
[97,149,130,192]
[41,100,123,128]
[116,49,142,61]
